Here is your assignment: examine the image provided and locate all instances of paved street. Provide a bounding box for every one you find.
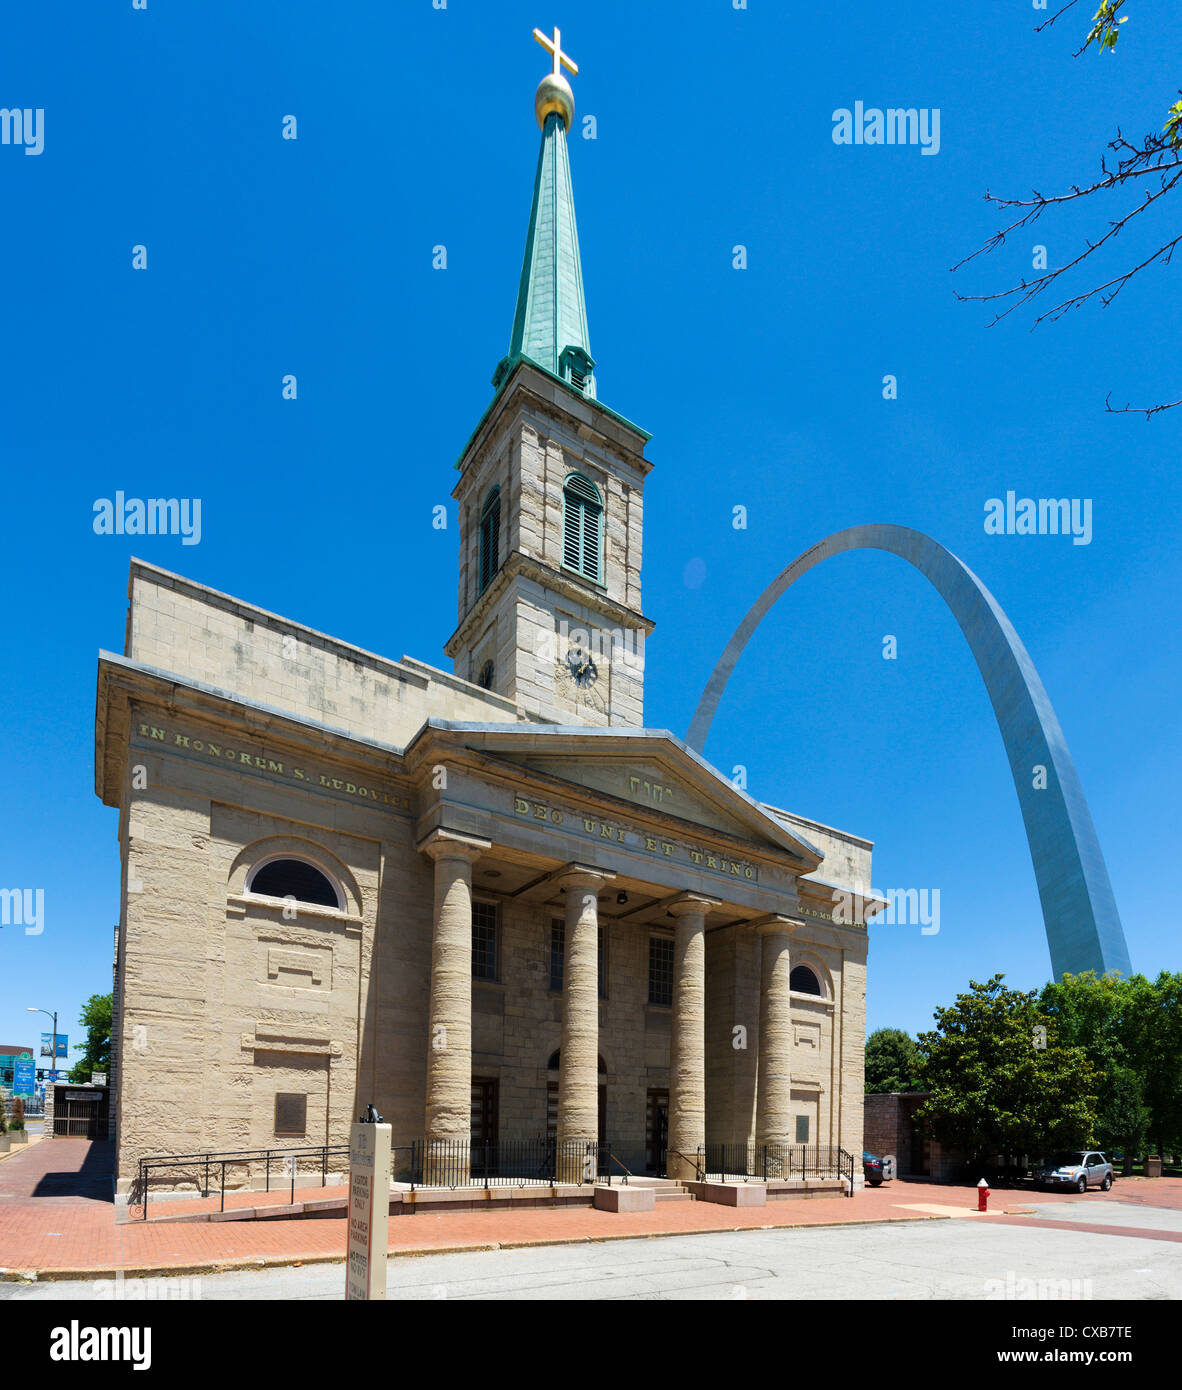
[4,1203,1180,1301]
[4,1139,1180,1297]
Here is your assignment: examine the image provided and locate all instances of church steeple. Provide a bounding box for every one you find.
[447,26,653,728]
[494,27,596,400]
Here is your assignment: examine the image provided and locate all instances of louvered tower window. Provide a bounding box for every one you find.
[478,486,501,594]
[562,473,603,583]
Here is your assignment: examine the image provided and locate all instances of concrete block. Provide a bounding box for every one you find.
[593,1183,655,1212]
[685,1180,766,1207]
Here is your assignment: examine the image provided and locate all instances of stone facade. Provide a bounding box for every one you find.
[95,184,880,1196]
[96,553,876,1190]
[87,32,894,1207]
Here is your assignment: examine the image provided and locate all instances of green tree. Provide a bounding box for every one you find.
[68,993,112,1084]
[1128,971,1182,1156]
[1040,971,1150,1161]
[913,975,1097,1166]
[1100,1066,1152,1166]
[865,1027,923,1093]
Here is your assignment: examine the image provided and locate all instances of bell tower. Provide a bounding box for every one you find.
[445,27,654,727]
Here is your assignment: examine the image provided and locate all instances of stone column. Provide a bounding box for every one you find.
[755,916,798,1151]
[555,865,613,1182]
[419,830,489,1184]
[666,893,719,1181]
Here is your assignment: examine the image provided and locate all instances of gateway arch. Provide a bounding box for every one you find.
[687,523,1131,979]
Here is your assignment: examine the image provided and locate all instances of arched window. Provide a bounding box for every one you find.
[562,473,603,583]
[790,964,823,996]
[478,486,501,594]
[247,858,341,909]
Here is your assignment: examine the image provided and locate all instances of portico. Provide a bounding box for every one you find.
[404,720,870,1180]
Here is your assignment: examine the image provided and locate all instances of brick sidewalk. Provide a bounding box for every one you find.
[3,1140,1180,1280]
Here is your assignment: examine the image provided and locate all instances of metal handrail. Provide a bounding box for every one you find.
[695,1142,857,1196]
[602,1150,633,1185]
[136,1143,349,1219]
[665,1148,703,1181]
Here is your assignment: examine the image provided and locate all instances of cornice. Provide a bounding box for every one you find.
[444,549,654,657]
[404,735,818,875]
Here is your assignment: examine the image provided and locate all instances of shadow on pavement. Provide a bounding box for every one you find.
[30,1140,114,1202]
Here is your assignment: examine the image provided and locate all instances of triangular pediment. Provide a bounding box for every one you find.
[511,754,753,839]
[413,721,823,867]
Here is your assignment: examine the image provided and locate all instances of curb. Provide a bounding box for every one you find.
[0,1211,950,1283]
[0,1135,44,1164]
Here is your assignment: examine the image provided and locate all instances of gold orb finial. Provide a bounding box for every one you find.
[532,25,578,131]
[535,72,574,131]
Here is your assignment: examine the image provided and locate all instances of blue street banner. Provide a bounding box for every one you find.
[39,1033,67,1059]
[13,1052,35,1097]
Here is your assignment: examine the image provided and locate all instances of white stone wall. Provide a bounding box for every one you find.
[125,563,518,753]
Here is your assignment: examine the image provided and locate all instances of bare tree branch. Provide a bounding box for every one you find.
[955,2,1179,414]
[1034,1,1087,39]
[1105,391,1182,418]
[953,159,1182,326]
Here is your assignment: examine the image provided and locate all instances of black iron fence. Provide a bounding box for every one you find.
[134,1136,857,1219]
[402,1137,624,1189]
[698,1143,856,1194]
[135,1136,627,1217]
[136,1144,349,1218]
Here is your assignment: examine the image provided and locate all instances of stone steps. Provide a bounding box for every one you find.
[765,1177,847,1200]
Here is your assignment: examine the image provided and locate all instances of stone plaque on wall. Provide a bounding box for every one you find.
[274,1092,307,1137]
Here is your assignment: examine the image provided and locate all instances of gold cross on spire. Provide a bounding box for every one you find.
[533,25,578,80]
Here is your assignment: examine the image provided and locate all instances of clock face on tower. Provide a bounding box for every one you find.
[565,647,597,689]
[555,646,606,714]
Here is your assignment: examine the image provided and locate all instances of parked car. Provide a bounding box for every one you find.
[863,1152,887,1186]
[1035,1150,1114,1192]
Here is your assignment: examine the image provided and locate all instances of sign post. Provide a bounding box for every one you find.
[345,1111,391,1301]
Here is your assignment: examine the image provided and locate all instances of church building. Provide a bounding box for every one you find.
[94,30,874,1197]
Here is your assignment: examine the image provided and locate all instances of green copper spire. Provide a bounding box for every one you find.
[494,27,596,400]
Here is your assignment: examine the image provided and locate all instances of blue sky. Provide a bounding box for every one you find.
[0,1,1177,1064]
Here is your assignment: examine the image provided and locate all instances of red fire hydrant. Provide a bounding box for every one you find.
[977,1178,990,1212]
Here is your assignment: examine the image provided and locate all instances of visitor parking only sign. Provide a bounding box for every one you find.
[346,1120,391,1301]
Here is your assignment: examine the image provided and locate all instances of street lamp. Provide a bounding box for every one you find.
[27,1006,59,1080]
